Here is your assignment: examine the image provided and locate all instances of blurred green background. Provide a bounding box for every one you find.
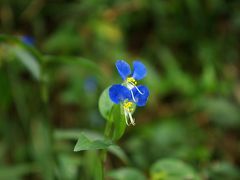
[1,0,240,179]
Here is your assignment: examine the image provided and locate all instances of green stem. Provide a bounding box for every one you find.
[7,63,29,133]
[104,120,112,138]
[100,120,112,179]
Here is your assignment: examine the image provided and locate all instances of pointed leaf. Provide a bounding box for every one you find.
[107,145,129,164]
[150,158,200,180]
[12,45,41,80]
[108,168,146,180]
[74,133,112,151]
[111,105,126,140]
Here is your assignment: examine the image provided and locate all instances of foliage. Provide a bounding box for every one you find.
[1,0,240,179]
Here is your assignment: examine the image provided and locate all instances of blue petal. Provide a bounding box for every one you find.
[132,85,149,106]
[132,61,147,80]
[109,84,131,104]
[116,60,131,80]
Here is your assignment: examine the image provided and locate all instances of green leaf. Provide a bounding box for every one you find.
[108,168,146,180]
[107,145,129,164]
[208,161,240,180]
[111,105,126,140]
[0,164,37,179]
[74,133,113,151]
[98,87,114,121]
[0,70,12,109]
[54,129,104,140]
[150,158,200,180]
[42,24,82,53]
[43,55,100,75]
[200,98,240,128]
[99,87,128,140]
[94,153,103,180]
[31,119,53,179]
[84,151,103,180]
[56,154,80,179]
[12,45,41,80]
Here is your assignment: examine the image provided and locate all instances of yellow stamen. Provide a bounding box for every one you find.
[126,77,137,85]
[123,101,135,126]
[123,101,133,109]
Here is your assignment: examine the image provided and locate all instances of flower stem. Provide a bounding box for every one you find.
[100,120,112,179]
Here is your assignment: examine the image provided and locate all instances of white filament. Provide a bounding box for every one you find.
[128,82,144,95]
[123,108,135,126]
[128,111,135,126]
[130,90,137,102]
[126,83,135,90]
[134,85,144,95]
[124,110,129,126]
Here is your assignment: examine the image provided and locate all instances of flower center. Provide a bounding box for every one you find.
[123,101,134,112]
[124,77,144,103]
[126,77,137,85]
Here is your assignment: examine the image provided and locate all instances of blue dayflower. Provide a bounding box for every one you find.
[109,60,149,125]
[21,35,35,46]
[115,60,149,105]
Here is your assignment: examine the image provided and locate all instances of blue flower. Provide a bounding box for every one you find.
[84,76,97,93]
[112,60,149,106]
[108,60,149,125]
[21,35,35,46]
